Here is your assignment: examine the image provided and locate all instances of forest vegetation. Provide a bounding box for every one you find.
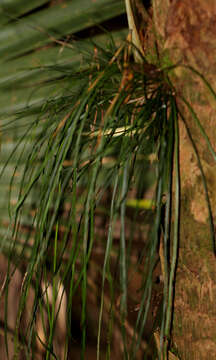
[0,1,216,359]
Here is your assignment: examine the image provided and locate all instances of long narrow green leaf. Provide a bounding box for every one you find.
[120,159,129,360]
[0,0,125,61]
[0,29,127,90]
[97,174,119,360]
[164,99,180,353]
[0,0,48,26]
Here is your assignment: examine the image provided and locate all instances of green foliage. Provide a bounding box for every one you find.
[1,1,216,360]
[0,29,182,358]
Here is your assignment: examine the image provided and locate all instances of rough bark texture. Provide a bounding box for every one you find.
[152,1,216,358]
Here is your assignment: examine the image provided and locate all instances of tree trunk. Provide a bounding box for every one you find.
[151,1,216,358]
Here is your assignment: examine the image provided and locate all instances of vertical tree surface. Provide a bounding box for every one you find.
[152,1,216,358]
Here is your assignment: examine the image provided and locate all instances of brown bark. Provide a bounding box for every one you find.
[150,1,216,358]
